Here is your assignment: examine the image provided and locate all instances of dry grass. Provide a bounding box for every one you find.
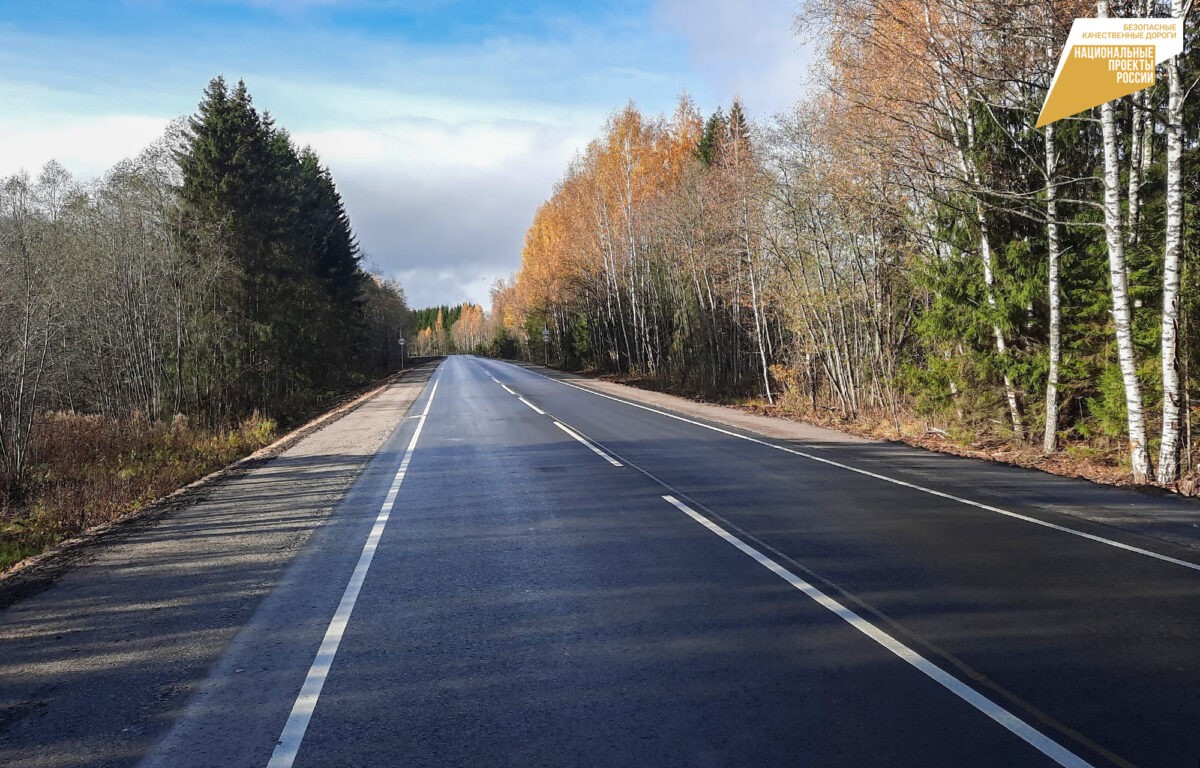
[0,412,276,570]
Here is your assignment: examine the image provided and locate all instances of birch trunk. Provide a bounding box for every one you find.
[978,201,1025,441]
[1098,0,1152,482]
[1158,0,1185,483]
[1126,91,1146,245]
[1127,0,1154,245]
[747,255,773,404]
[741,182,773,404]
[1043,123,1062,454]
[921,3,1023,439]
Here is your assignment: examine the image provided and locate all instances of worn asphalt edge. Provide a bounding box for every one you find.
[0,361,440,608]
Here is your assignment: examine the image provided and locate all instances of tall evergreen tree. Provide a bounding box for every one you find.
[289,147,365,388]
[697,109,726,167]
[178,77,372,418]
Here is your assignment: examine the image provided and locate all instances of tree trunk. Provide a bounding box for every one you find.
[747,252,773,404]
[1098,0,1152,482]
[1158,1,1185,483]
[978,203,1025,441]
[1126,91,1146,246]
[1043,123,1061,454]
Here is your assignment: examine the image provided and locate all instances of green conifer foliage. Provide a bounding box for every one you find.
[177,76,403,420]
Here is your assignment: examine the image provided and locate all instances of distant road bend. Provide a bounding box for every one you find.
[2,356,1198,767]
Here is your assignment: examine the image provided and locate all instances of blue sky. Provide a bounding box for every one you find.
[0,0,809,308]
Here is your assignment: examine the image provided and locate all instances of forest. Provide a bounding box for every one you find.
[3,0,1196,569]
[492,0,1200,488]
[409,303,488,356]
[0,77,409,565]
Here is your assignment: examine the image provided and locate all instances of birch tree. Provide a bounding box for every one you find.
[1043,121,1063,454]
[1157,0,1189,483]
[1097,0,1152,482]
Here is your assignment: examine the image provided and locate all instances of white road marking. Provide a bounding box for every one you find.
[266,378,440,768]
[519,367,1200,574]
[553,421,623,467]
[476,359,617,465]
[660,494,1093,768]
[518,397,546,415]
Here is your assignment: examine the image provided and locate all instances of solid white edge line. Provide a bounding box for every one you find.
[265,378,440,768]
[520,367,1200,574]
[660,494,1093,768]
[553,421,623,467]
[518,397,546,415]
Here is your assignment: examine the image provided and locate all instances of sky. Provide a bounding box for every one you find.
[0,0,810,309]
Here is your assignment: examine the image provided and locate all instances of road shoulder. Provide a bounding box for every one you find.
[520,362,1200,555]
[0,365,434,768]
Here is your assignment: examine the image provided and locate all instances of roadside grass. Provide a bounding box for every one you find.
[0,412,276,572]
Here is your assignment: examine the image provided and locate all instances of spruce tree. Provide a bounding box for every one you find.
[179,77,348,415]
[697,108,726,167]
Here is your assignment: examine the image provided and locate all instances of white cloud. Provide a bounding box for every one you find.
[0,98,578,310]
[299,101,592,308]
[1,1,764,309]
[297,118,570,172]
[0,66,595,310]
[653,0,813,117]
[0,113,170,179]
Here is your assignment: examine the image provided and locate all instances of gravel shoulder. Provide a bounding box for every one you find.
[0,365,434,768]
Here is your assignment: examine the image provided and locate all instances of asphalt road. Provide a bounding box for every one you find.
[5,356,1200,767]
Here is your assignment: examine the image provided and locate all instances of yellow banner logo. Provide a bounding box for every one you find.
[1036,18,1183,127]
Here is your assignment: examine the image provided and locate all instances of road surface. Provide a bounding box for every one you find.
[2,356,1199,767]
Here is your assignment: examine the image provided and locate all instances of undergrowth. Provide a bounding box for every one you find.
[0,412,276,571]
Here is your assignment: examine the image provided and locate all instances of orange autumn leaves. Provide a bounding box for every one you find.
[514,98,704,320]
